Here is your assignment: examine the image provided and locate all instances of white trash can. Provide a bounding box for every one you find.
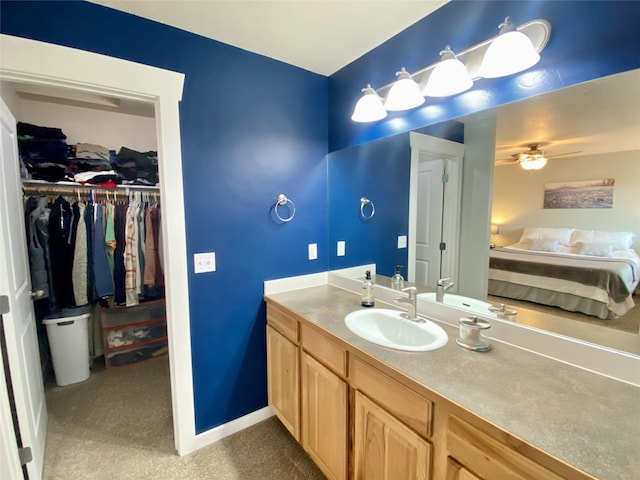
[42,314,90,386]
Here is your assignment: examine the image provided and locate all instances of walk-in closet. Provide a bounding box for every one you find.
[1,76,174,471]
[1,35,191,480]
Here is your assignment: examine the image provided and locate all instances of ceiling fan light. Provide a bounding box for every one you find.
[519,156,547,170]
[424,46,473,97]
[351,85,387,122]
[480,17,540,78]
[384,67,425,111]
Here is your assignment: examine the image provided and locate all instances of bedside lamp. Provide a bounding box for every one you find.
[490,224,499,248]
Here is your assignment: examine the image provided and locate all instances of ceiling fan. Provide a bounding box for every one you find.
[496,143,583,170]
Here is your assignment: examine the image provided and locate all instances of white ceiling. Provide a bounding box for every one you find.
[491,69,640,163]
[88,0,449,76]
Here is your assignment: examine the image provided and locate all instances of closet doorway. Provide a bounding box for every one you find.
[0,34,194,480]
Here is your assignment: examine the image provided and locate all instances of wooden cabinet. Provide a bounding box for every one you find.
[100,299,167,369]
[266,325,299,440]
[267,307,349,480]
[354,391,431,480]
[446,414,564,480]
[446,457,482,480]
[350,357,432,438]
[301,351,348,480]
[265,300,586,480]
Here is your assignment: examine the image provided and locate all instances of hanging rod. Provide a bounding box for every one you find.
[22,179,159,195]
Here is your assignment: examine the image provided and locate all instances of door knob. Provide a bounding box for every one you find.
[30,290,45,299]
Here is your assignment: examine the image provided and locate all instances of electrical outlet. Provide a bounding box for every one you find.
[337,241,345,256]
[308,243,318,260]
[194,252,216,273]
[398,235,407,249]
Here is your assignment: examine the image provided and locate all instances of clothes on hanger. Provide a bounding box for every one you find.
[24,189,164,316]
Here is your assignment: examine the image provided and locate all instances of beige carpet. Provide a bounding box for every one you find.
[43,357,325,480]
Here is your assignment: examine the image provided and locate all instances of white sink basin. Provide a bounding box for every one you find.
[344,309,448,352]
[418,292,498,318]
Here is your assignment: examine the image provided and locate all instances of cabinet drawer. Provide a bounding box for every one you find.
[301,325,347,378]
[351,357,433,438]
[267,304,299,343]
[446,414,564,480]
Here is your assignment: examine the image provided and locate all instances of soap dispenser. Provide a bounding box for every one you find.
[361,270,375,307]
[391,265,405,290]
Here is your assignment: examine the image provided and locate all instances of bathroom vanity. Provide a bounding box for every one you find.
[264,284,639,480]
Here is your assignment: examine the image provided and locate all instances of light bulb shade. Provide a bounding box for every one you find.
[424,46,473,97]
[384,68,425,111]
[519,156,547,170]
[351,85,387,122]
[480,18,540,78]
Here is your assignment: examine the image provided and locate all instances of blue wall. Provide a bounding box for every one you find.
[328,133,411,276]
[1,1,328,433]
[327,120,464,275]
[329,0,640,151]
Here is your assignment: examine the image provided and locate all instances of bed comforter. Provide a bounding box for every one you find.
[488,247,639,319]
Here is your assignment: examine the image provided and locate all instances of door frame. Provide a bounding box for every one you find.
[0,34,195,455]
[408,132,465,287]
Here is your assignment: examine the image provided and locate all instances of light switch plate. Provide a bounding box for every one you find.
[337,241,345,256]
[308,243,318,260]
[398,235,407,249]
[194,252,216,273]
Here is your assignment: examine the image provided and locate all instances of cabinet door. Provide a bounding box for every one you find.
[301,352,348,480]
[354,391,431,480]
[266,325,299,440]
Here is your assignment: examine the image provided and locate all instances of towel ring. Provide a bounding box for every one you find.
[360,197,375,220]
[274,194,296,222]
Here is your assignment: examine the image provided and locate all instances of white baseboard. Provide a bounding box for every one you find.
[180,406,274,455]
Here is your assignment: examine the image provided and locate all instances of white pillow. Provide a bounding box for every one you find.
[528,239,559,252]
[575,241,614,257]
[519,227,574,246]
[570,230,634,250]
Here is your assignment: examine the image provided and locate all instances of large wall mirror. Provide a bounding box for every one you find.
[327,68,640,357]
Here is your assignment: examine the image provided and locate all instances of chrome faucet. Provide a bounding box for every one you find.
[436,278,455,303]
[394,286,419,321]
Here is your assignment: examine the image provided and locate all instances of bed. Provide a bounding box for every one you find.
[488,227,640,320]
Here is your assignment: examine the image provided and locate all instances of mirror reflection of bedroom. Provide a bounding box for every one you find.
[487,69,640,340]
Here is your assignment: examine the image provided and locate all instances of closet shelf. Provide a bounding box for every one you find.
[100,299,168,369]
[22,179,159,193]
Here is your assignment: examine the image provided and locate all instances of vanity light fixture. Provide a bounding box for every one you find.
[423,46,473,97]
[383,68,425,111]
[351,17,551,122]
[479,16,541,78]
[351,84,387,122]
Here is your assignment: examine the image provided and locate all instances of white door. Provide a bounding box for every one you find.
[408,132,465,288]
[415,157,444,285]
[0,98,47,480]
